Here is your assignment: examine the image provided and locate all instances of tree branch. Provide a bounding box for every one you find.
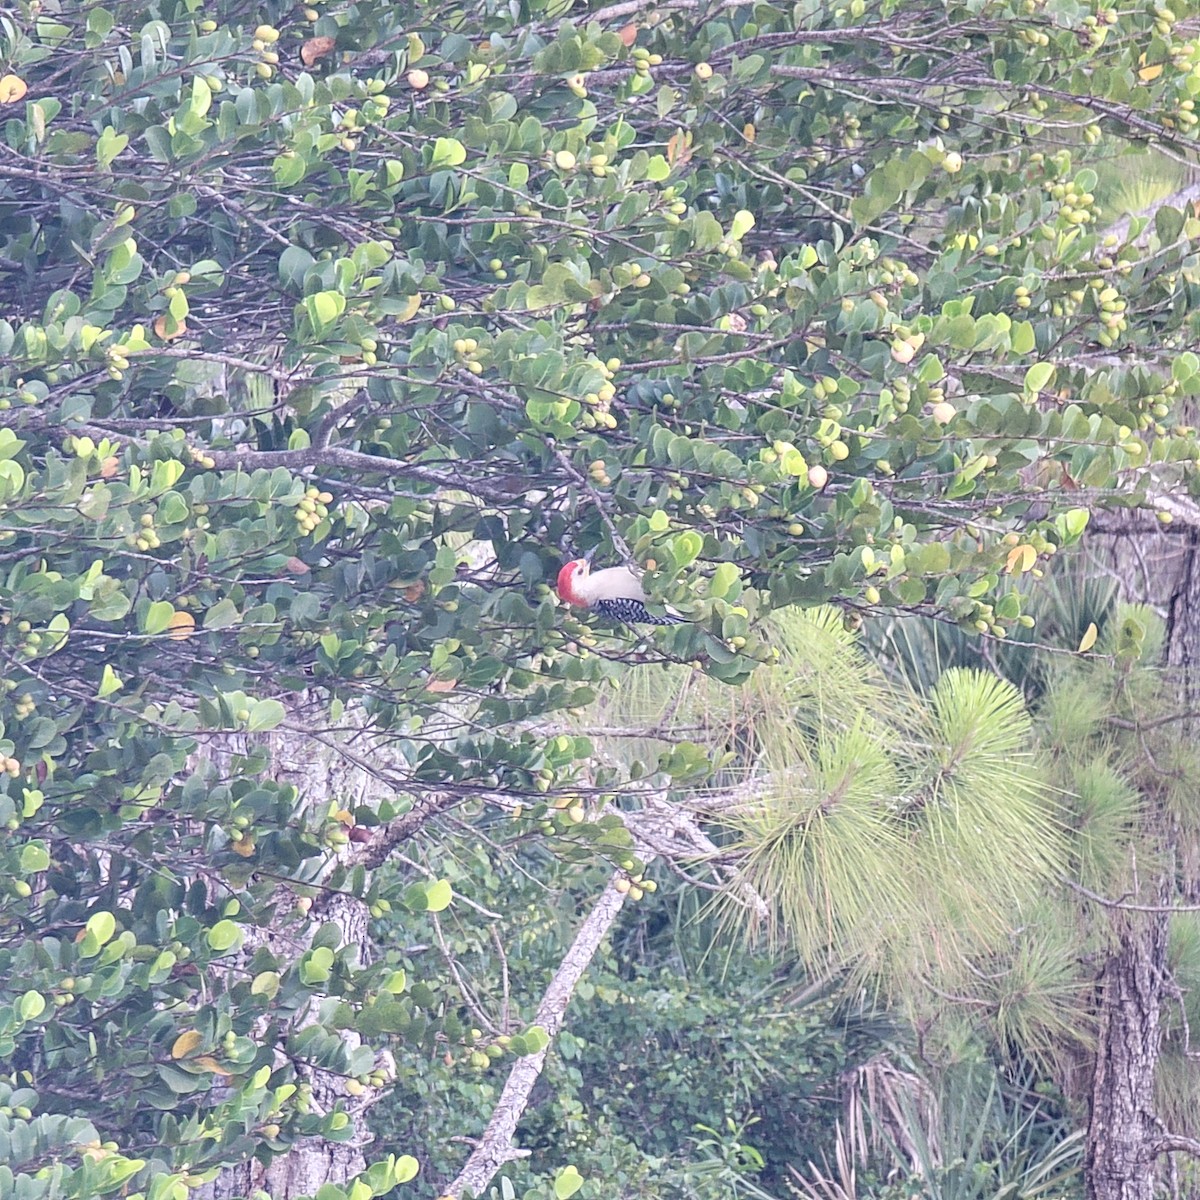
[1061,876,1200,914]
[443,874,630,1199]
[203,446,530,506]
[1151,1134,1200,1160]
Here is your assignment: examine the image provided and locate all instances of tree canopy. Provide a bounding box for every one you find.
[3,0,1200,1196]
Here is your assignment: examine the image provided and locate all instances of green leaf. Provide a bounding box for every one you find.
[519,1025,550,1054]
[1156,205,1184,245]
[280,244,315,286]
[729,209,755,240]
[645,155,670,182]
[251,971,281,998]
[300,946,335,983]
[1024,362,1055,394]
[0,459,26,499]
[18,990,45,1021]
[87,6,114,36]
[1059,507,1090,542]
[207,919,243,953]
[204,598,240,630]
[917,354,944,384]
[86,911,116,946]
[393,1156,420,1184]
[158,491,188,523]
[673,530,703,567]
[555,1166,584,1200]
[96,125,129,167]
[1173,351,1199,383]
[97,664,123,697]
[709,562,740,600]
[1011,321,1036,355]
[304,290,345,331]
[0,429,25,460]
[189,74,212,121]
[19,842,50,872]
[247,699,286,732]
[142,600,175,635]
[431,137,467,167]
[907,542,951,574]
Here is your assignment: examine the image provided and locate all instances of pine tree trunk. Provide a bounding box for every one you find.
[1084,519,1199,1200]
[1084,910,1168,1200]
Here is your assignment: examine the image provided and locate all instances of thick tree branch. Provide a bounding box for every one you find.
[442,874,630,1199]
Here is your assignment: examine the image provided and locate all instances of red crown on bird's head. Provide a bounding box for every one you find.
[556,559,586,604]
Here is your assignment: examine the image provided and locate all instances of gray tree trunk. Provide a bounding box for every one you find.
[195,722,388,1200]
[1085,909,1169,1200]
[1084,519,1198,1200]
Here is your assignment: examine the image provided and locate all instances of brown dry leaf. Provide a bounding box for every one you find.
[0,75,28,105]
[171,1030,203,1059]
[165,611,196,641]
[285,556,311,575]
[618,23,638,47]
[99,456,120,478]
[301,35,337,66]
[666,129,693,168]
[195,1056,232,1076]
[153,314,188,340]
[425,678,457,693]
[402,580,426,602]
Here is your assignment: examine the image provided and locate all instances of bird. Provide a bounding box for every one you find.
[555,556,685,625]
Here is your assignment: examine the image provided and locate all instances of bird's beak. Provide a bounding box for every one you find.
[583,546,597,564]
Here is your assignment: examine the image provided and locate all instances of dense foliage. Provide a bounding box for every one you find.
[3,0,1200,1195]
[370,850,874,1200]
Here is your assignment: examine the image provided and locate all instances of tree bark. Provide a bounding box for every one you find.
[196,723,389,1200]
[1085,911,1169,1200]
[1084,519,1200,1200]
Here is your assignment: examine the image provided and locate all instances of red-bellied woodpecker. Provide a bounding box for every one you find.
[556,558,685,625]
